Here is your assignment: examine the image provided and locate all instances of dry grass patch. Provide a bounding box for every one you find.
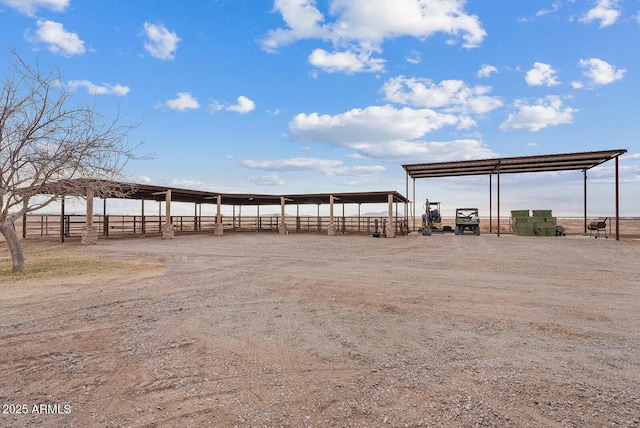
[0,239,164,283]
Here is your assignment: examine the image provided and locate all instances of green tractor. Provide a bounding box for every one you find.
[455,208,480,235]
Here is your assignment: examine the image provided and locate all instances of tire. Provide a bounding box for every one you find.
[454,226,460,235]
[475,226,480,236]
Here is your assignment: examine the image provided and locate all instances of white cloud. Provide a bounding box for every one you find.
[324,165,385,176]
[248,174,286,186]
[578,58,625,86]
[382,76,503,115]
[536,1,562,17]
[227,96,256,114]
[241,157,343,171]
[261,0,331,52]
[359,139,495,161]
[262,0,486,74]
[500,96,577,132]
[67,80,130,96]
[327,0,486,48]
[210,96,257,114]
[308,48,385,74]
[477,64,498,78]
[143,22,181,60]
[133,175,153,184]
[580,0,621,27]
[291,105,459,148]
[525,62,561,86]
[287,105,496,161]
[406,50,421,65]
[169,179,213,190]
[32,20,85,57]
[241,157,385,177]
[0,0,68,16]
[519,1,564,22]
[158,92,200,111]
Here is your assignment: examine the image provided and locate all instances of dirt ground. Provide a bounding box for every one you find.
[1,232,639,427]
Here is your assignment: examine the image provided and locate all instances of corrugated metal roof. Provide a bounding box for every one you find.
[43,180,409,205]
[402,149,627,178]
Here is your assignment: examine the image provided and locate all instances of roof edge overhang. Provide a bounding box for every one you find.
[402,149,627,179]
[37,180,409,205]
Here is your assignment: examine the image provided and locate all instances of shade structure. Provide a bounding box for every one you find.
[37,179,410,241]
[402,149,627,178]
[402,149,627,240]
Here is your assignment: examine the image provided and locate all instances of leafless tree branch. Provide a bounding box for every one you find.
[1,48,147,273]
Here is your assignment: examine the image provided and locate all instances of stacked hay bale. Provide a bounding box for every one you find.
[511,210,557,236]
[532,210,557,236]
[511,210,532,235]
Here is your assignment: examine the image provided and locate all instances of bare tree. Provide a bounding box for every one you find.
[0,49,144,273]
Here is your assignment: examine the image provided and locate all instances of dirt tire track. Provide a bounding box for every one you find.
[1,233,639,427]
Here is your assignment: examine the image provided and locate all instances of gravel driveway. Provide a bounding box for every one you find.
[1,232,639,427]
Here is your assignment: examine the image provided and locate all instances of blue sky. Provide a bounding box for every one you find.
[2,0,639,216]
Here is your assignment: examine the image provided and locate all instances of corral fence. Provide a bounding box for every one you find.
[16,214,410,240]
[14,214,637,241]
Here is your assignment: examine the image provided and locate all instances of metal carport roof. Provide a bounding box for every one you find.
[402,149,627,178]
[281,191,408,206]
[43,180,408,206]
[106,185,408,206]
[402,149,627,240]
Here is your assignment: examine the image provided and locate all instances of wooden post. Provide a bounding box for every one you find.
[387,194,395,238]
[82,187,98,245]
[214,195,224,236]
[165,190,171,220]
[102,197,108,236]
[141,199,146,236]
[194,203,198,231]
[86,188,94,228]
[279,197,287,234]
[329,195,334,223]
[60,197,65,243]
[328,195,336,235]
[162,189,174,239]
